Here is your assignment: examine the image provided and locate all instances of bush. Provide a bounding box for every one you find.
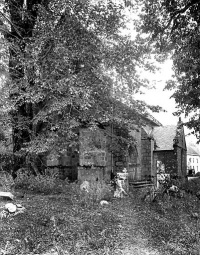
[70,181,114,208]
[0,170,15,192]
[14,168,32,189]
[28,174,57,194]
[14,169,65,194]
[183,178,200,194]
[0,153,13,173]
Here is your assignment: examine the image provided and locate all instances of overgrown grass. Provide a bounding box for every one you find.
[2,173,200,254]
[133,189,200,255]
[0,176,120,255]
[0,196,120,254]
[14,170,64,194]
[183,178,200,195]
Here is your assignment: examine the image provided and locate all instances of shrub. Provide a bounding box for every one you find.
[44,167,60,179]
[0,170,15,192]
[183,178,200,194]
[0,153,13,173]
[70,181,113,208]
[15,169,65,194]
[14,168,33,189]
[28,174,57,194]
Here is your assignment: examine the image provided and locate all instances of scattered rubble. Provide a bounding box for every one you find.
[0,203,26,219]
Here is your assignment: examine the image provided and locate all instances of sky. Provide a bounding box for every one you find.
[136,59,178,126]
[124,9,181,126]
[137,59,200,147]
[123,5,200,149]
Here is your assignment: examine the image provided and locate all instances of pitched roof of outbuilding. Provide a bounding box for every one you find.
[153,125,177,151]
[187,146,199,156]
[143,114,162,127]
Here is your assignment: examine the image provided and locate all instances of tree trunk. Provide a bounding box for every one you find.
[6,0,42,174]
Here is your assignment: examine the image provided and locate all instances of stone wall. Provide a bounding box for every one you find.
[175,121,187,181]
[153,147,187,185]
[153,151,177,175]
[78,166,106,182]
[141,128,154,180]
[128,129,142,181]
[78,126,142,182]
[153,148,187,186]
[46,147,79,181]
[175,146,187,181]
[182,148,187,178]
[79,128,107,166]
[45,124,160,183]
[78,127,111,182]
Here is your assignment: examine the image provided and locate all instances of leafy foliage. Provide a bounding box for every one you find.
[140,0,200,139]
[0,0,162,171]
[183,178,200,195]
[14,169,66,194]
[0,170,15,192]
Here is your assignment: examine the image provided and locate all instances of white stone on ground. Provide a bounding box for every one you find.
[100,200,109,206]
[0,191,14,200]
[5,203,17,213]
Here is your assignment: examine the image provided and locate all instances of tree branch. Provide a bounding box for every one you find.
[0,11,22,38]
[163,0,200,32]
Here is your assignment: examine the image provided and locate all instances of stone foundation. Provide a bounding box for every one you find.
[78,166,106,182]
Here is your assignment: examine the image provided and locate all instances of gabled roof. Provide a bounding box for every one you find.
[187,146,200,156]
[143,114,162,127]
[153,125,177,151]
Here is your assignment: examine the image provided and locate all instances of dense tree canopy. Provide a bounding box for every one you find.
[140,0,200,140]
[0,0,162,172]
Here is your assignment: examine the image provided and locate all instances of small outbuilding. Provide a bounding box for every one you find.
[153,118,187,186]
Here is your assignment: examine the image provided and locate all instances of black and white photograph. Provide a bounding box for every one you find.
[0,0,200,254]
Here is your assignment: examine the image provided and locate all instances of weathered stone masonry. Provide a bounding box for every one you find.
[141,128,154,180]
[153,120,187,185]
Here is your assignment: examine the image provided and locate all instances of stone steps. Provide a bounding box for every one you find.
[129,181,154,189]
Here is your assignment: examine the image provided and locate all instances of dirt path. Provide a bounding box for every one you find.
[112,198,160,255]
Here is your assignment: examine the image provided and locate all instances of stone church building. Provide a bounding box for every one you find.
[47,117,187,186]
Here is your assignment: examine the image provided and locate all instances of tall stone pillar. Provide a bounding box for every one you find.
[141,137,154,180]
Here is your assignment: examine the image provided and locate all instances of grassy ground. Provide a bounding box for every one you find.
[0,181,200,255]
[133,190,200,255]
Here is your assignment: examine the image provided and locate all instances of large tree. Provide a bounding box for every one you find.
[140,0,200,140]
[0,0,160,173]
